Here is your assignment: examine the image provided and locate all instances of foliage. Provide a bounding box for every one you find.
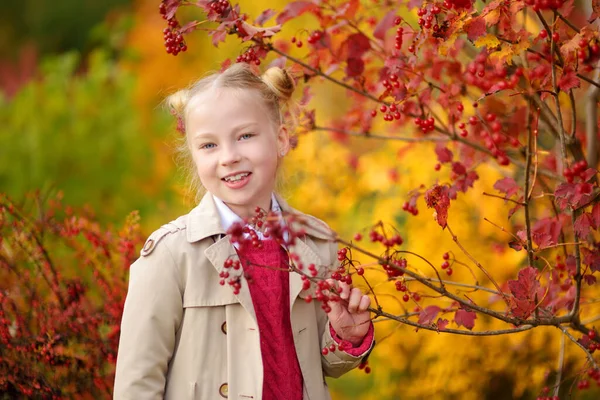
[0,191,143,398]
[0,49,172,226]
[154,0,600,398]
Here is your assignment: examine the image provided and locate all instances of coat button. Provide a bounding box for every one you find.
[221,321,227,334]
[219,383,228,398]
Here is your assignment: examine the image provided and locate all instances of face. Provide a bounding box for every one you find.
[186,88,289,218]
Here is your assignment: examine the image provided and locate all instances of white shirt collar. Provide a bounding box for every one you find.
[213,193,282,238]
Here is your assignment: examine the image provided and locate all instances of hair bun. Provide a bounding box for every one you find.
[261,67,295,102]
[165,89,190,116]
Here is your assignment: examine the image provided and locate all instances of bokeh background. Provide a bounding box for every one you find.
[2,1,599,399]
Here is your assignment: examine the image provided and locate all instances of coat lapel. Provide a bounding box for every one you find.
[204,236,258,323]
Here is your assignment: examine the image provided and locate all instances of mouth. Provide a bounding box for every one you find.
[222,172,251,183]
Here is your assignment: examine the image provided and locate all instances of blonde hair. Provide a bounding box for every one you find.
[164,63,299,204]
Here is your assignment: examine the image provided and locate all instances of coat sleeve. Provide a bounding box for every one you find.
[318,240,375,378]
[113,235,183,399]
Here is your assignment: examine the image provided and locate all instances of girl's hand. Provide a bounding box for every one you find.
[326,280,372,346]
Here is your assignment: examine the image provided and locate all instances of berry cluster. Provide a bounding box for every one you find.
[208,0,231,16]
[375,100,403,122]
[383,256,406,279]
[236,48,261,65]
[402,201,418,215]
[291,37,303,48]
[564,160,589,183]
[321,339,354,355]
[442,0,473,10]
[219,258,242,294]
[440,252,453,276]
[394,18,403,49]
[524,0,565,11]
[368,230,403,248]
[577,39,600,66]
[159,2,187,56]
[464,52,522,93]
[414,116,436,133]
[416,4,441,30]
[307,30,324,45]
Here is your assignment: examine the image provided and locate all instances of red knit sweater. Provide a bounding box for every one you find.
[236,239,374,400]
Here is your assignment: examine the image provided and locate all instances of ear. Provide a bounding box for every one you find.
[277,124,290,157]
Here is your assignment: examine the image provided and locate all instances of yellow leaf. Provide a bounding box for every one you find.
[474,34,500,49]
[438,33,458,56]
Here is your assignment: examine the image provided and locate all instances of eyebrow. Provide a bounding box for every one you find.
[192,122,260,140]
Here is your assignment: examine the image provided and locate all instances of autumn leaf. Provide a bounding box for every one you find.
[454,308,477,330]
[466,16,486,41]
[493,177,519,199]
[211,28,227,47]
[345,57,364,77]
[276,1,318,25]
[255,9,277,26]
[558,70,580,92]
[508,266,540,318]
[436,318,449,331]
[373,10,397,41]
[474,34,500,49]
[435,143,453,163]
[239,21,281,41]
[342,33,371,59]
[418,305,441,325]
[574,212,594,238]
[425,184,451,228]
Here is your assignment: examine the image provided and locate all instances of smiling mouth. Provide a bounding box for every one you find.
[222,172,251,182]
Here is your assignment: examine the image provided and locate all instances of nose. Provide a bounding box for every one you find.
[220,143,241,166]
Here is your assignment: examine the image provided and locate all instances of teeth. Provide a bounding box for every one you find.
[224,172,249,182]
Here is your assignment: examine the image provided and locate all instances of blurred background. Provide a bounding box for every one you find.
[2,1,599,399]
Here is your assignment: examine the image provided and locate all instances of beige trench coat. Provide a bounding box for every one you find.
[113,193,374,400]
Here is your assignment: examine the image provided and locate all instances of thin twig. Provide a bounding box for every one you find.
[313,126,448,142]
[559,326,599,370]
[445,223,510,308]
[482,192,525,205]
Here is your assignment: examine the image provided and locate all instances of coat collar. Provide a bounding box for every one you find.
[186,192,334,243]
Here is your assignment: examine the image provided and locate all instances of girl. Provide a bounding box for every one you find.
[113,63,374,400]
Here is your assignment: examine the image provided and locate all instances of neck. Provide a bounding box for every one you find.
[226,196,273,219]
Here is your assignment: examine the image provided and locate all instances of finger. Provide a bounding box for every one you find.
[358,295,371,312]
[347,287,363,313]
[338,281,351,300]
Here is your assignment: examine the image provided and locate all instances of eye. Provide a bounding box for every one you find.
[239,133,255,140]
[199,143,216,150]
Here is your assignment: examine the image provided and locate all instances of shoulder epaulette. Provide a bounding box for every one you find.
[140,219,187,257]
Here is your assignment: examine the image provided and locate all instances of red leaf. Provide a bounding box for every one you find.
[508,266,540,318]
[239,21,281,41]
[558,70,580,92]
[211,28,227,47]
[574,212,594,238]
[255,9,277,26]
[373,10,397,41]
[494,177,520,198]
[435,143,453,163]
[345,57,364,77]
[592,202,600,229]
[455,309,477,330]
[164,0,180,20]
[558,0,575,17]
[509,240,523,252]
[436,318,449,331]
[531,218,562,249]
[276,1,318,25]
[555,182,594,210]
[343,33,371,59]
[584,274,597,286]
[424,184,451,228]
[466,17,486,41]
[418,305,441,325]
[583,248,600,272]
[582,168,598,182]
[452,161,467,175]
